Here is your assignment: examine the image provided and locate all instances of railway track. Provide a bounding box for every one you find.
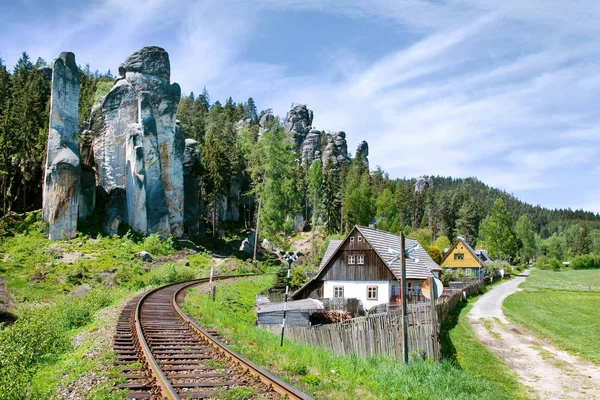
[114,276,311,399]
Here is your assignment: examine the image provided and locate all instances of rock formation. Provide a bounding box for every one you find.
[321,131,350,168]
[42,52,81,240]
[258,112,274,139]
[183,137,201,235]
[415,176,434,194]
[284,104,313,153]
[88,46,184,237]
[356,140,369,168]
[301,129,322,164]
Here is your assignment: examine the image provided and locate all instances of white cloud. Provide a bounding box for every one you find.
[2,0,599,212]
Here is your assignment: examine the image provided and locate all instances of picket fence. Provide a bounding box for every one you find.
[259,281,483,361]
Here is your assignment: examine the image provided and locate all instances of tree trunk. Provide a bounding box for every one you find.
[253,201,261,263]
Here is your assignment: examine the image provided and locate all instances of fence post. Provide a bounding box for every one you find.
[429,276,439,361]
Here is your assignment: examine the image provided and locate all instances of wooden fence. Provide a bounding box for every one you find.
[259,281,483,361]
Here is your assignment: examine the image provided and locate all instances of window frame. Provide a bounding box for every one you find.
[366,285,378,300]
[348,255,356,265]
[357,254,365,265]
[454,253,465,260]
[357,236,363,242]
[333,286,344,298]
[350,236,354,243]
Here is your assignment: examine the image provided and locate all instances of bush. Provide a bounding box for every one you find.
[143,234,175,256]
[147,263,197,286]
[570,254,600,270]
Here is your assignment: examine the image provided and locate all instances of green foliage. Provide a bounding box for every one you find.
[479,199,518,260]
[321,155,341,235]
[146,263,197,286]
[408,228,432,249]
[434,235,451,252]
[0,288,120,398]
[217,387,257,400]
[515,215,536,262]
[441,269,454,284]
[486,260,510,276]
[569,254,600,270]
[426,245,442,264]
[142,234,175,256]
[534,256,562,271]
[343,162,373,229]
[249,121,300,246]
[375,188,401,233]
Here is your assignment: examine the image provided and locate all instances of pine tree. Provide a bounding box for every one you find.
[322,156,341,235]
[343,160,373,229]
[200,131,231,236]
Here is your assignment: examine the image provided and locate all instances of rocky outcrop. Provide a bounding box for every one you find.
[284,104,313,153]
[42,52,81,240]
[89,46,184,237]
[301,129,322,164]
[321,131,350,168]
[415,176,434,194]
[356,140,369,167]
[78,125,96,221]
[258,112,274,139]
[183,137,201,235]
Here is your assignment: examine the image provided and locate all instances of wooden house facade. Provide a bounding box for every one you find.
[292,226,443,310]
[441,236,491,279]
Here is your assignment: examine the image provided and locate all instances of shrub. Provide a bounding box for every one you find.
[535,256,562,271]
[147,263,197,286]
[570,254,600,270]
[143,234,175,256]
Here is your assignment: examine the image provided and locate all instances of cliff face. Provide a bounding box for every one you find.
[85,46,185,237]
[42,52,81,240]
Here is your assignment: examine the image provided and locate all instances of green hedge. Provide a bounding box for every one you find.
[570,254,600,270]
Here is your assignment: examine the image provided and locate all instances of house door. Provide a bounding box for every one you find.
[390,282,400,303]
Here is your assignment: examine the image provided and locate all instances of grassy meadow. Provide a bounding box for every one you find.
[183,276,527,400]
[503,268,600,364]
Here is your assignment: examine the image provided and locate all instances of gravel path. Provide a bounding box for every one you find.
[469,270,600,399]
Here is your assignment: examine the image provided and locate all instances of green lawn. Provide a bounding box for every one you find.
[442,282,529,400]
[504,268,600,364]
[183,276,526,400]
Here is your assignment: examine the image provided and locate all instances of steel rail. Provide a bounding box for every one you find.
[172,281,312,400]
[131,274,311,399]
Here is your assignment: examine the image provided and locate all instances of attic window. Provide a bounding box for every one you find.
[348,255,356,264]
[454,253,465,260]
[357,236,363,242]
[350,237,354,242]
[357,255,365,264]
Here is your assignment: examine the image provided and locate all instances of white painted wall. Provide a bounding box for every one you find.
[324,280,390,308]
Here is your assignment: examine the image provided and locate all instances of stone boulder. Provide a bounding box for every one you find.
[88,46,184,238]
[42,52,81,240]
[356,140,369,167]
[239,232,257,254]
[134,251,153,262]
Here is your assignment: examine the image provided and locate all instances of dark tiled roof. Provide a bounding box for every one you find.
[319,240,343,269]
[356,226,443,279]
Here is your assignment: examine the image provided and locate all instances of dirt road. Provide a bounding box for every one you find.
[469,270,600,399]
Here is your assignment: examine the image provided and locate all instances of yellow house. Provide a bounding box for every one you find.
[441,236,491,280]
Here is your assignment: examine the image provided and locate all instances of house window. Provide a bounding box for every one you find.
[367,286,378,300]
[464,268,473,277]
[334,286,344,298]
[350,237,354,243]
[358,236,363,242]
[348,255,356,264]
[454,253,464,260]
[357,255,365,264]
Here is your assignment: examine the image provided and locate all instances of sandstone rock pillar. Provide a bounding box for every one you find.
[42,52,81,240]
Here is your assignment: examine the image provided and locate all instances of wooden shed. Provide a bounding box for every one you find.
[255,298,324,327]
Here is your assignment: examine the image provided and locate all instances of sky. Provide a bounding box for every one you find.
[1,0,599,213]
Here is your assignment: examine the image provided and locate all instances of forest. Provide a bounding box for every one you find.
[1,51,600,267]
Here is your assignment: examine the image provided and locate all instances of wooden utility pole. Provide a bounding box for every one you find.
[400,231,409,364]
[429,276,439,361]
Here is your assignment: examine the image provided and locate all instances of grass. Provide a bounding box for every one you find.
[183,276,524,400]
[441,280,529,400]
[503,268,600,365]
[0,212,268,398]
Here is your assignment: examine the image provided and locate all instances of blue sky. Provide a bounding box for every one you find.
[1,0,599,213]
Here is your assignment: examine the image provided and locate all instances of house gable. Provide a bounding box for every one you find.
[317,227,395,282]
[441,239,484,269]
